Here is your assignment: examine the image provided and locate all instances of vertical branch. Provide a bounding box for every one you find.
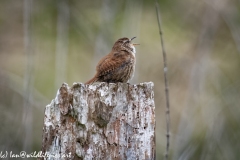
[155,1,170,160]
[55,0,70,90]
[23,0,33,152]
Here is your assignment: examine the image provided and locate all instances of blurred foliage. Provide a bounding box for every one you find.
[0,0,240,159]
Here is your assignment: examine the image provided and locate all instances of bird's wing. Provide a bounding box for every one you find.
[96,51,127,77]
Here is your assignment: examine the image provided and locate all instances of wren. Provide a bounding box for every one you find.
[85,37,139,84]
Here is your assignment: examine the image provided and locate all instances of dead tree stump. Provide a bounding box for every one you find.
[41,82,155,160]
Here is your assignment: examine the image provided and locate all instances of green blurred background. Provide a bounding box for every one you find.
[0,0,240,159]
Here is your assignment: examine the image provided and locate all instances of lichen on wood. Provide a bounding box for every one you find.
[41,82,155,160]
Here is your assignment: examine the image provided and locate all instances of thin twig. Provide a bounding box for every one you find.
[155,1,170,160]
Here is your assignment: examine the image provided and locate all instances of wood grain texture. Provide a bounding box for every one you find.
[41,82,155,160]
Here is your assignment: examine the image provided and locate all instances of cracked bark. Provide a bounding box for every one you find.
[41,82,155,160]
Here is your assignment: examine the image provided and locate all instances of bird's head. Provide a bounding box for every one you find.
[112,37,139,54]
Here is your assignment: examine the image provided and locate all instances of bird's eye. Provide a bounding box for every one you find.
[122,41,127,46]
[123,40,130,44]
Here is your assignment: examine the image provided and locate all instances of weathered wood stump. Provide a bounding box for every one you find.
[41,82,155,160]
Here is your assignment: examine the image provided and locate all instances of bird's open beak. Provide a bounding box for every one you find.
[130,37,136,41]
[130,37,140,45]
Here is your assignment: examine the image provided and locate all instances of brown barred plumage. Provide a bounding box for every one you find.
[85,37,138,84]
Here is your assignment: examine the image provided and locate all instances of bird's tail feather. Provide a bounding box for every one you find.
[85,76,98,84]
